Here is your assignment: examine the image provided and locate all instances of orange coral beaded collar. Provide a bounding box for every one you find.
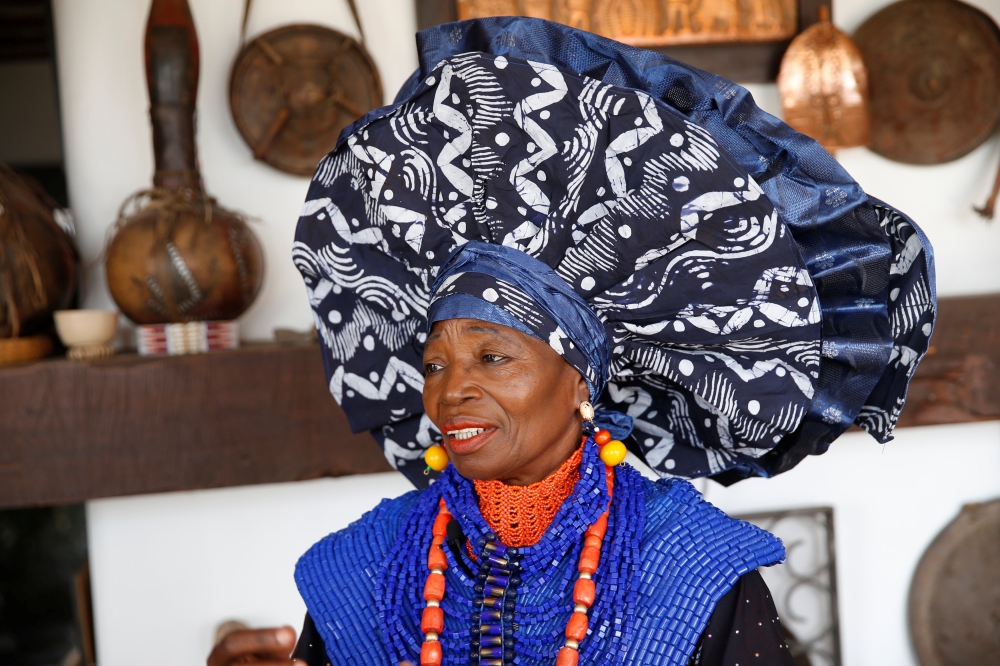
[473,444,584,548]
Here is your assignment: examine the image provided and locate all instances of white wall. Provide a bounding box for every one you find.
[86,473,413,666]
[701,424,1000,666]
[59,1,1000,665]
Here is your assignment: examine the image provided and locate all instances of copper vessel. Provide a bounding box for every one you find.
[777,6,870,152]
[105,0,263,325]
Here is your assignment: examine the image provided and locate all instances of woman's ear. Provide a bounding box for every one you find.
[577,376,590,403]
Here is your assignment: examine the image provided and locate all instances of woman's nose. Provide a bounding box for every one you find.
[439,363,481,405]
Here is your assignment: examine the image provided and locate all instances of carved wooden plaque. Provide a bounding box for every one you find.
[455,0,798,46]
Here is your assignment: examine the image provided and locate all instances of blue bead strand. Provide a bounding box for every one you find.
[470,535,520,664]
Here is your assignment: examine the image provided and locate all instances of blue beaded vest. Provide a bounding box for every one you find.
[295,439,784,665]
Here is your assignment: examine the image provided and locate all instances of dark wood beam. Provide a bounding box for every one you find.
[0,344,391,509]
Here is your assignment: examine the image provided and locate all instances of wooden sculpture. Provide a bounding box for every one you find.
[455,0,797,45]
[105,0,263,325]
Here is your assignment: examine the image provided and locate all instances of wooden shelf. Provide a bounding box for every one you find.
[0,344,391,509]
[0,294,993,509]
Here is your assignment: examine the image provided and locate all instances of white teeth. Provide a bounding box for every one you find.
[447,427,486,440]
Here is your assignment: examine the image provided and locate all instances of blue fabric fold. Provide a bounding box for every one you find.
[429,241,611,400]
[593,409,633,441]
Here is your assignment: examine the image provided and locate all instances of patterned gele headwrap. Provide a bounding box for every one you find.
[294,18,935,488]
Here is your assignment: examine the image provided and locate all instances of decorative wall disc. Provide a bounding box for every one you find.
[229,24,382,176]
[909,498,1000,666]
[854,0,1000,164]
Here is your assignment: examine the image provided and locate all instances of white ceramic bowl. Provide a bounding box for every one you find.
[53,310,119,348]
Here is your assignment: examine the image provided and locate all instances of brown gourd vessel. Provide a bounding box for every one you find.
[105,0,263,325]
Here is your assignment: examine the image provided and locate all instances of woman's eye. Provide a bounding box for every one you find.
[482,353,505,364]
[424,362,443,374]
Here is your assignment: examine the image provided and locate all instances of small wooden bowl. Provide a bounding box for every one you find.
[54,310,118,360]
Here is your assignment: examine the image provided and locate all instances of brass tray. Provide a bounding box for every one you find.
[854,0,1000,164]
[909,499,1000,665]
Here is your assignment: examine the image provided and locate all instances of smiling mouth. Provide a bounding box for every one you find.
[444,425,497,455]
[447,427,487,440]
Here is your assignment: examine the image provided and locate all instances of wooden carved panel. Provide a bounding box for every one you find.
[455,0,798,46]
[894,294,1000,428]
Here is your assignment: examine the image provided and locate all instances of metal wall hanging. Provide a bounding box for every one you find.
[909,498,1000,666]
[105,0,263,325]
[777,6,870,152]
[737,507,842,666]
[854,0,1000,165]
[454,0,798,46]
[229,0,382,176]
[974,164,1000,219]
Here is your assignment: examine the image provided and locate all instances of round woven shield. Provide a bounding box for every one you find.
[230,24,382,176]
[854,0,1000,164]
[909,499,1000,666]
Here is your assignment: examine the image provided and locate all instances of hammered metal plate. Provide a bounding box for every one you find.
[854,0,1000,164]
[230,24,382,176]
[909,499,1000,666]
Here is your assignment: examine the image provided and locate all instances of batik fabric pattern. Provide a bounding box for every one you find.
[292,18,935,487]
[294,439,785,665]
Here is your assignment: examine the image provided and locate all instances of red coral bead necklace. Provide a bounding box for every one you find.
[419,432,617,666]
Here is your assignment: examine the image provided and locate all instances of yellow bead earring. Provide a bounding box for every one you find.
[424,444,450,473]
[582,401,627,466]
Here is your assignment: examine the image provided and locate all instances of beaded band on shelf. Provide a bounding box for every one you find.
[419,440,616,666]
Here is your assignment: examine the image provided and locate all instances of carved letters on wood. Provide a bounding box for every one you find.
[455,0,798,46]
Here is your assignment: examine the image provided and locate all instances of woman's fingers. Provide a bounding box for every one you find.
[207,626,297,666]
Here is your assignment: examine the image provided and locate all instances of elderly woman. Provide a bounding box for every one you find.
[209,16,933,666]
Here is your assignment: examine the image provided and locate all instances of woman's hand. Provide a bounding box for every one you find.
[207,625,302,666]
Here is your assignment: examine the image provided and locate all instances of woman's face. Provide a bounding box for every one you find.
[422,318,590,485]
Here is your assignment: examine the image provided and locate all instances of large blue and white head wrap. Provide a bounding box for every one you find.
[294,17,935,488]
